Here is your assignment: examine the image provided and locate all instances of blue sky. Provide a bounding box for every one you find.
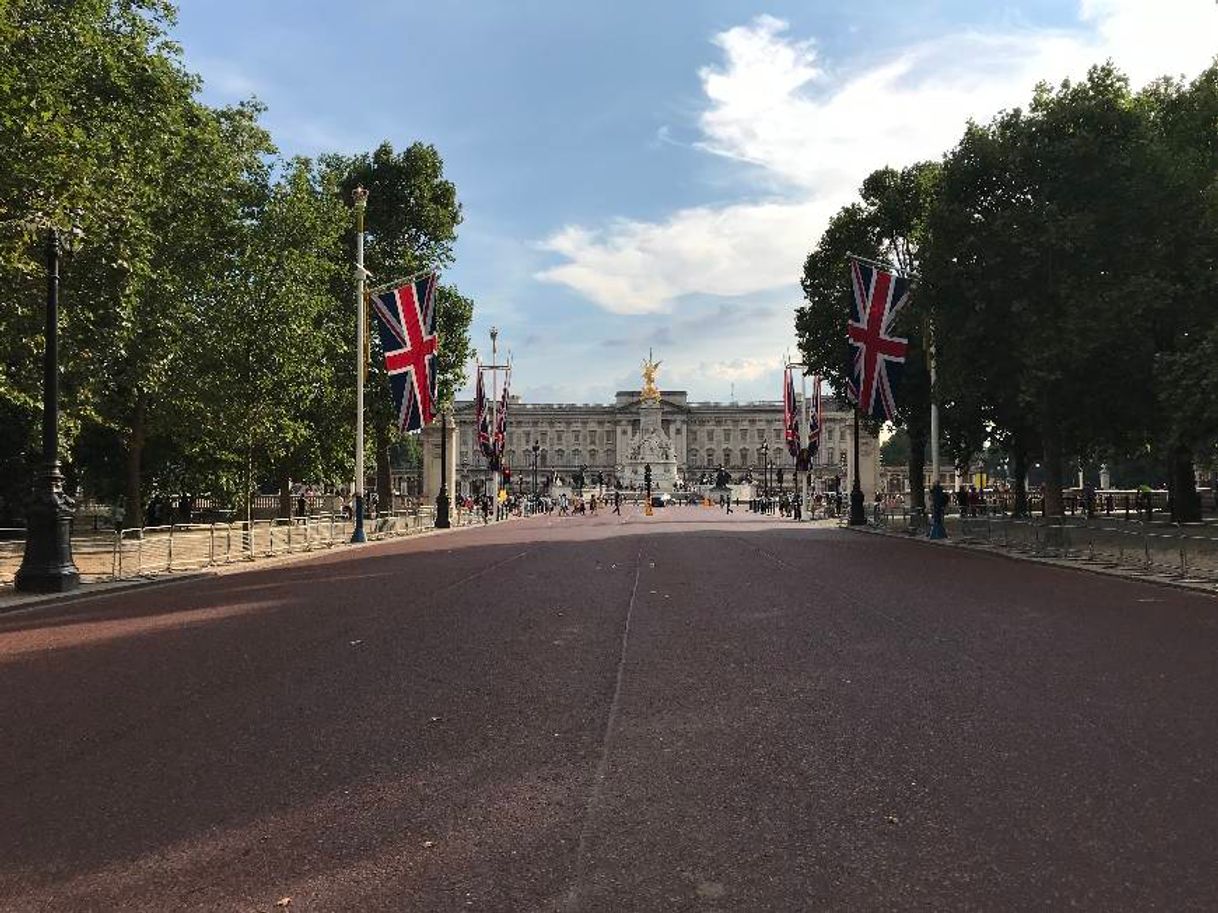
[176,0,1218,404]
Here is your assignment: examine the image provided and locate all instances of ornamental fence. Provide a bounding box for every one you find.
[0,507,485,588]
[870,504,1218,586]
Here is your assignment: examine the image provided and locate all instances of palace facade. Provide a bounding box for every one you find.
[452,389,880,495]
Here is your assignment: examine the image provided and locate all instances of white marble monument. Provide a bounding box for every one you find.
[621,354,678,491]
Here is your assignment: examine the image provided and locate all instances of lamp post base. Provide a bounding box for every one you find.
[14,464,80,594]
[435,489,451,529]
[849,485,867,526]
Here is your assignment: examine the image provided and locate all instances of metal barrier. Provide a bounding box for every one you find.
[870,506,1218,585]
[0,506,490,587]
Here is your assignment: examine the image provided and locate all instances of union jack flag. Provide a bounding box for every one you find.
[371,273,439,433]
[494,370,510,456]
[475,364,492,457]
[846,258,909,422]
[783,367,800,458]
[808,374,822,455]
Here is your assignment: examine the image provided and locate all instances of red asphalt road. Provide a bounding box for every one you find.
[1,506,1216,912]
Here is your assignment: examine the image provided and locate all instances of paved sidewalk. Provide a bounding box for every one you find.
[854,522,1218,598]
[0,516,508,615]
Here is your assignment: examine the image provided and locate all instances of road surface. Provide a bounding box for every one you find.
[2,506,1216,911]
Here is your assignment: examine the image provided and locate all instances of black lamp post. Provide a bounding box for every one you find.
[531,440,540,511]
[760,440,770,514]
[849,407,866,525]
[436,408,451,528]
[16,228,81,593]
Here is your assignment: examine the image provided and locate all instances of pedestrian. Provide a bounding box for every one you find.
[613,490,621,515]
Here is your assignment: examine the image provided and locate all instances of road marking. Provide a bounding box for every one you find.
[563,543,645,912]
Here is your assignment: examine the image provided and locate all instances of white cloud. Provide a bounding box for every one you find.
[693,357,773,383]
[536,199,833,314]
[536,1,1218,314]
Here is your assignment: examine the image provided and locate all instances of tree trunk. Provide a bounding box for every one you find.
[1011,445,1029,517]
[278,473,292,520]
[1041,416,1064,518]
[125,394,146,528]
[1169,441,1201,523]
[907,428,926,512]
[376,423,393,512]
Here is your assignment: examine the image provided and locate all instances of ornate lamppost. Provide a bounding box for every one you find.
[760,439,770,515]
[531,440,540,512]
[436,406,451,529]
[16,226,83,593]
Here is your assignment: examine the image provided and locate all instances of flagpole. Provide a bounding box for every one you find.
[799,371,810,521]
[489,327,500,517]
[351,186,369,544]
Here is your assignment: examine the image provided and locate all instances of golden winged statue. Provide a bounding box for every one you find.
[641,350,661,402]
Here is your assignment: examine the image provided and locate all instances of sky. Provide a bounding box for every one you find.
[175,0,1218,405]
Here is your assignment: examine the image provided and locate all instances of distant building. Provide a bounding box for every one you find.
[452,388,879,496]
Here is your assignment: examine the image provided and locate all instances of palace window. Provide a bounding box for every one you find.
[723,429,732,444]
[573,430,581,443]
[556,430,564,443]
[556,449,565,464]
[706,429,715,443]
[723,448,732,467]
[739,448,749,466]
[589,448,598,464]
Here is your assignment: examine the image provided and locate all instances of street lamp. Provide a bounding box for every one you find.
[531,440,540,512]
[16,226,83,592]
[760,440,770,514]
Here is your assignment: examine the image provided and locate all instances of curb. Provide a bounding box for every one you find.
[849,524,1218,599]
[0,571,216,617]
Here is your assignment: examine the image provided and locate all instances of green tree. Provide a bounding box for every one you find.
[925,65,1164,516]
[188,158,348,523]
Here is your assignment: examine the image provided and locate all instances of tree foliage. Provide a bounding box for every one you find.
[798,61,1218,520]
[0,4,474,524]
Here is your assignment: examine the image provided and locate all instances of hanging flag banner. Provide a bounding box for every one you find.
[846,258,910,422]
[809,374,823,455]
[783,367,800,458]
[494,368,510,457]
[476,363,492,459]
[370,272,439,433]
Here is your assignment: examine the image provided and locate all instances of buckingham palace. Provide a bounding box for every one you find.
[451,387,880,497]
